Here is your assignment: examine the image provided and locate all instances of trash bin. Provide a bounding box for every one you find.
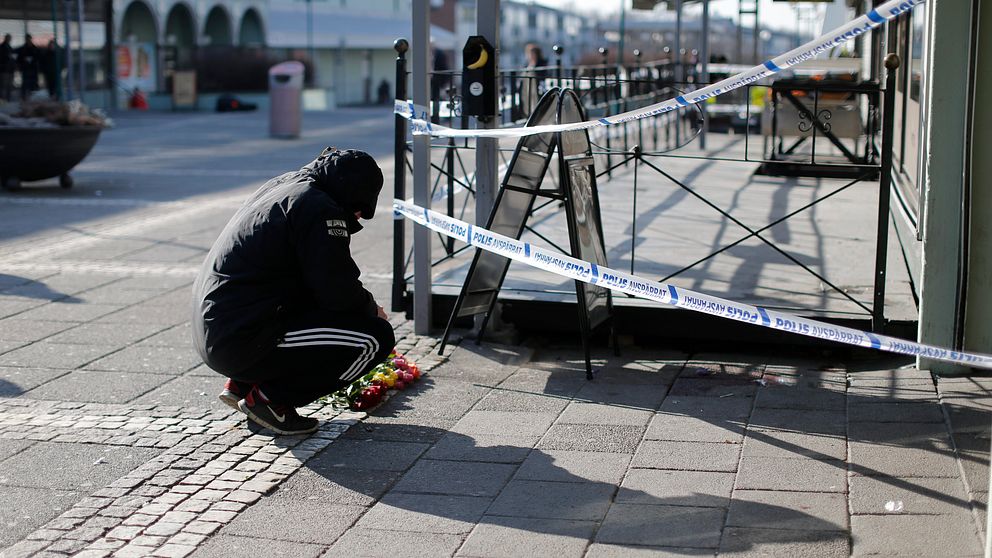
[269,61,305,138]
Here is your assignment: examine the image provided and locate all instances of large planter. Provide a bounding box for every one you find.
[0,126,102,190]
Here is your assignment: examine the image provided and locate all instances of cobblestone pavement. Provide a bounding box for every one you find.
[1,109,990,557]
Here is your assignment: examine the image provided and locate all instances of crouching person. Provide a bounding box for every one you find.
[192,148,395,435]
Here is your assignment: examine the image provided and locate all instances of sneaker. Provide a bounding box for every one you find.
[218,379,252,411]
[238,386,319,435]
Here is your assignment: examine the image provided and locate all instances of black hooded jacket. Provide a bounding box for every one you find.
[192,149,384,374]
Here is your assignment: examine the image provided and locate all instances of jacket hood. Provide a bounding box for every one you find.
[301,147,384,218]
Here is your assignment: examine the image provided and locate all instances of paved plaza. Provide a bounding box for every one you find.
[0,109,990,556]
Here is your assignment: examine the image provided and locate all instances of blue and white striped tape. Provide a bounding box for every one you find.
[395,0,925,139]
[394,198,992,370]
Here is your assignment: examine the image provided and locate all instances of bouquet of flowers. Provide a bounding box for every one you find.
[331,349,421,411]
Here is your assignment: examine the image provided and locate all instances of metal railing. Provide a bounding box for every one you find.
[392,40,899,333]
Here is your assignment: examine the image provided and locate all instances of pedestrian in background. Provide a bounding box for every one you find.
[41,39,60,100]
[16,34,40,100]
[0,34,14,101]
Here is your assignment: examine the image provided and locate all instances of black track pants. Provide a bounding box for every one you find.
[234,310,395,407]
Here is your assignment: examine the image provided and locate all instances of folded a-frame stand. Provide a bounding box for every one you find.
[439,88,617,379]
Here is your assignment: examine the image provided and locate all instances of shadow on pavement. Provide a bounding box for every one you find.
[0,274,82,303]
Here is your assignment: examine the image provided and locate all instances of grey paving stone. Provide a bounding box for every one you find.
[307,439,429,471]
[424,433,537,464]
[457,516,597,558]
[850,514,983,556]
[585,544,716,557]
[747,408,846,436]
[495,367,587,398]
[572,382,668,410]
[451,411,556,438]
[473,390,570,414]
[753,382,846,411]
[848,380,938,401]
[849,401,945,423]
[631,440,741,472]
[74,285,165,305]
[341,416,458,444]
[596,503,725,548]
[645,414,745,444]
[45,323,165,346]
[848,475,973,515]
[6,302,125,323]
[668,378,757,399]
[0,300,42,320]
[355,493,492,534]
[0,319,73,343]
[0,486,83,547]
[25,370,171,403]
[220,498,364,544]
[0,343,120,369]
[375,380,490,419]
[727,490,847,531]
[956,449,990,493]
[325,528,463,557]
[84,345,200,375]
[136,324,192,347]
[0,367,71,396]
[94,304,189,326]
[658,395,753,419]
[0,439,35,463]
[0,443,159,491]
[487,480,615,521]
[718,527,849,557]
[848,441,960,478]
[851,368,933,381]
[735,457,846,492]
[514,450,631,485]
[556,401,653,426]
[131,374,229,410]
[617,469,734,507]
[272,467,401,506]
[0,340,27,356]
[741,430,847,461]
[391,460,516,497]
[428,349,524,386]
[538,423,645,454]
[848,421,952,447]
[190,534,325,558]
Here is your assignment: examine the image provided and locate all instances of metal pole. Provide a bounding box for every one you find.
[104,0,114,109]
[391,38,408,313]
[475,0,500,226]
[77,0,85,98]
[618,0,626,68]
[700,0,709,149]
[63,0,74,99]
[307,0,314,78]
[872,53,900,333]
[675,0,682,146]
[412,2,432,334]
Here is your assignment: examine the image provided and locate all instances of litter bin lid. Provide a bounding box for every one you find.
[269,61,305,77]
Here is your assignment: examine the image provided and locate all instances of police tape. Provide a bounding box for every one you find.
[395,0,925,139]
[394,198,992,370]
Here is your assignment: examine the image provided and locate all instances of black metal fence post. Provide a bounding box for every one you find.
[392,38,409,313]
[553,44,563,89]
[872,53,900,332]
[600,47,613,178]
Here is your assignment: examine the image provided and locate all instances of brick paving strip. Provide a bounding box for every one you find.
[0,329,446,558]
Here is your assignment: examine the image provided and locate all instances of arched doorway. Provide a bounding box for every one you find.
[119,1,158,92]
[203,5,233,46]
[164,2,196,69]
[239,8,265,47]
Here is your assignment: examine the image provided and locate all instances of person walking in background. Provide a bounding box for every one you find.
[0,34,15,101]
[41,39,60,100]
[16,34,40,100]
